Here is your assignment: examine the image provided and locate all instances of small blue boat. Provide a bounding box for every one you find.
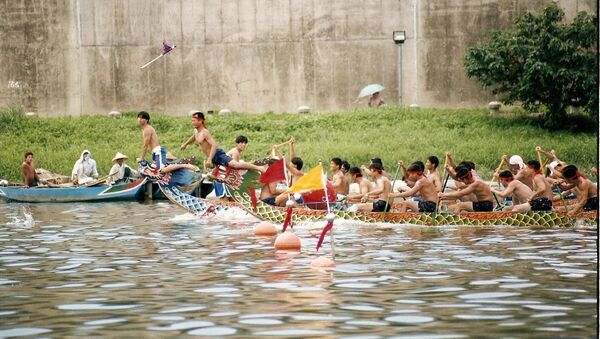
[0,178,147,203]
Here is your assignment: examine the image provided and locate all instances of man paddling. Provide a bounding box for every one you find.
[491,170,533,210]
[439,165,494,213]
[556,165,598,216]
[391,163,438,212]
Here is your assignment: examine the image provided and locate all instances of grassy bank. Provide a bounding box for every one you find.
[0,106,597,182]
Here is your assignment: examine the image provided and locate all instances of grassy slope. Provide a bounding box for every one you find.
[0,107,596,182]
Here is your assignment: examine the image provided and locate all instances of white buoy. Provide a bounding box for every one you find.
[25,112,37,117]
[219,109,232,116]
[108,111,121,119]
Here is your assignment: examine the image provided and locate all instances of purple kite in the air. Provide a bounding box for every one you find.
[140,42,177,69]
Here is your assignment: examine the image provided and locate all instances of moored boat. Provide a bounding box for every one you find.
[0,178,147,203]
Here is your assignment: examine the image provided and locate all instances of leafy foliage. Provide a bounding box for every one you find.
[0,107,596,183]
[464,3,598,130]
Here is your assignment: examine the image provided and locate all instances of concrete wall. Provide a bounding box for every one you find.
[0,0,596,116]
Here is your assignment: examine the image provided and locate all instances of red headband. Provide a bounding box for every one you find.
[566,171,587,180]
[407,170,424,176]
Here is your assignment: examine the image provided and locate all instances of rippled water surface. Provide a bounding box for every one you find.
[0,201,597,337]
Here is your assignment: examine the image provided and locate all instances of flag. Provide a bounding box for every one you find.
[259,158,286,183]
[316,219,334,251]
[282,206,293,232]
[284,164,325,194]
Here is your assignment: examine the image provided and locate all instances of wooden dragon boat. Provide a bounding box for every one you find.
[160,168,598,228]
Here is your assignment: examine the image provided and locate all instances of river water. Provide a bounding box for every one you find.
[0,201,597,338]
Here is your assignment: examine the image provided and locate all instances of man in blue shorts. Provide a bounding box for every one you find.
[180,112,264,173]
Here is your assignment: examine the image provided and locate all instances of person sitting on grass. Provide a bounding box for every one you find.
[511,160,553,212]
[555,165,598,216]
[491,170,533,210]
[439,165,494,213]
[391,163,439,212]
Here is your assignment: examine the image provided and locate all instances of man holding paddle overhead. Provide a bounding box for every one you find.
[180,112,264,173]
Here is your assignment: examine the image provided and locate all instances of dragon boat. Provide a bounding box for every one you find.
[159,167,597,228]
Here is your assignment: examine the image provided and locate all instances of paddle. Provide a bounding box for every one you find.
[436,154,450,213]
[84,175,109,187]
[383,161,401,212]
[490,155,507,210]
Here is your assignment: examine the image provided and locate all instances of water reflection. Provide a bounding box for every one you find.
[0,201,596,337]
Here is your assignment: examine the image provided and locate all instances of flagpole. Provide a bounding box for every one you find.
[320,161,335,259]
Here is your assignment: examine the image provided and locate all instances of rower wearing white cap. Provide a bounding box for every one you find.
[510,155,534,190]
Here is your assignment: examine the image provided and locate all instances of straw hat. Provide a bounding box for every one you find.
[112,152,128,162]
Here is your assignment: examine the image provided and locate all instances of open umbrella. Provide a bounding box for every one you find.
[358,84,384,98]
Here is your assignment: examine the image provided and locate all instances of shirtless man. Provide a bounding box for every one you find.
[426,156,442,192]
[180,112,264,173]
[330,157,349,197]
[21,152,46,187]
[273,138,306,206]
[491,170,533,210]
[439,166,494,213]
[352,163,392,212]
[556,165,598,216]
[509,155,534,190]
[512,160,554,212]
[136,111,165,170]
[346,166,375,203]
[226,135,248,162]
[391,164,439,212]
[259,159,287,206]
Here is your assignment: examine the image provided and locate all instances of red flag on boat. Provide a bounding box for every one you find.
[259,158,286,183]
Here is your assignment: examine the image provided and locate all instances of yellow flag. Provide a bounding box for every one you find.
[284,164,325,194]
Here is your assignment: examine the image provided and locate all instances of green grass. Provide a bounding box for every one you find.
[0,106,596,182]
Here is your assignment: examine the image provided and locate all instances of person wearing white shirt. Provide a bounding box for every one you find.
[71,149,99,185]
[108,152,137,184]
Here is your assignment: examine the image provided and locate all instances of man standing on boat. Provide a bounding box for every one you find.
[21,152,47,187]
[180,112,264,173]
[136,111,166,171]
[330,157,350,198]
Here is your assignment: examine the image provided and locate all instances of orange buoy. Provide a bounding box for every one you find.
[274,231,301,251]
[311,256,336,268]
[254,221,278,236]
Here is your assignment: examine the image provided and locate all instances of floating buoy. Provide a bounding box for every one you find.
[311,256,335,268]
[274,231,301,251]
[254,221,277,236]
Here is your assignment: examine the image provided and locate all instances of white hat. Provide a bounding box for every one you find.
[547,160,560,174]
[509,155,525,169]
[112,152,128,162]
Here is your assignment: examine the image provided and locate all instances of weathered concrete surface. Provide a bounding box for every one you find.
[0,0,596,116]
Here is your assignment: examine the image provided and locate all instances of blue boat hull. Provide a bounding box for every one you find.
[0,178,147,203]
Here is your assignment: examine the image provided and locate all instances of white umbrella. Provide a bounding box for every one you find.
[358,84,384,98]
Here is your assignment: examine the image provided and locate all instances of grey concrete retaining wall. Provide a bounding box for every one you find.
[0,0,595,116]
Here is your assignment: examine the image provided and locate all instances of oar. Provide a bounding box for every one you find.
[490,156,507,210]
[436,154,450,213]
[383,161,401,212]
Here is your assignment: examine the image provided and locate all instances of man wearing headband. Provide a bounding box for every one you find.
[390,163,438,212]
[491,170,533,210]
[181,112,265,173]
[350,163,392,212]
[439,165,494,213]
[512,160,553,212]
[557,165,597,216]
